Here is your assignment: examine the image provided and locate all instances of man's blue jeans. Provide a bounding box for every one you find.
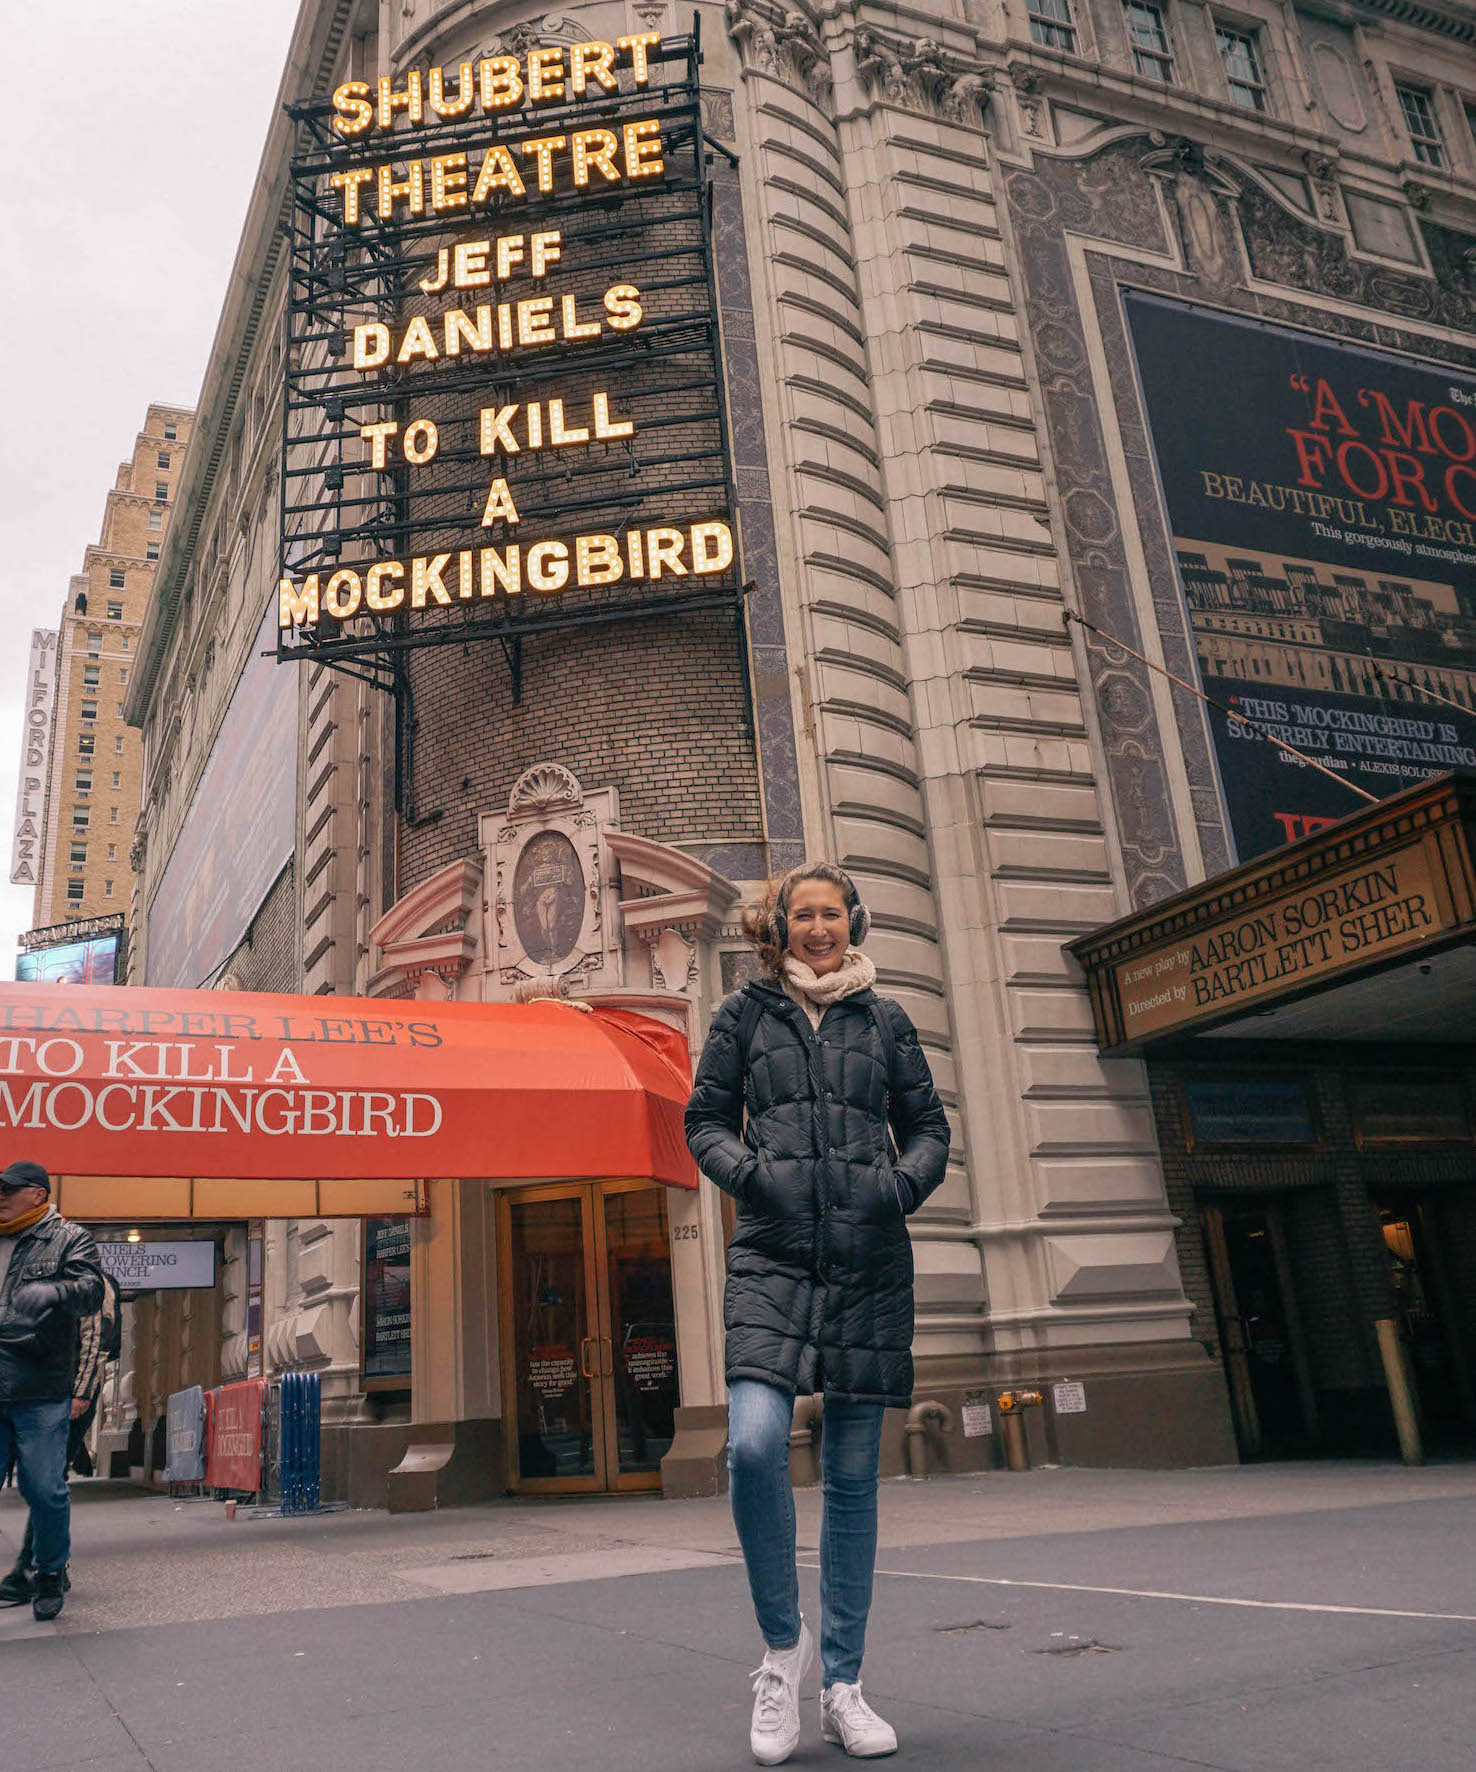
[728,1379,885,1687]
[0,1400,72,1575]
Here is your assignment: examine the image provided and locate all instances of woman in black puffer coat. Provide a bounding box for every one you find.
[685,863,949,1764]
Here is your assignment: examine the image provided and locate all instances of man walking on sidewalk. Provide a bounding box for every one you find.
[0,1161,104,1621]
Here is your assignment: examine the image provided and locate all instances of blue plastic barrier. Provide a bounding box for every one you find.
[279,1370,322,1515]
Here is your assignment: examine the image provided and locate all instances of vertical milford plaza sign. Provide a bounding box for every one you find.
[11,629,58,886]
[277,33,742,655]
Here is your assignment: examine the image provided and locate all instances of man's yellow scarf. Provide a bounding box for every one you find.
[1,1199,50,1236]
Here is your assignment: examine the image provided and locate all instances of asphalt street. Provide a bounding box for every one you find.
[4,1462,1474,1772]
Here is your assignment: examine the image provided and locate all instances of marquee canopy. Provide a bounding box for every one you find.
[0,982,696,1220]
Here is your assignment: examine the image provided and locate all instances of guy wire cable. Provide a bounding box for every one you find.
[1061,607,1378,806]
[1368,660,1474,721]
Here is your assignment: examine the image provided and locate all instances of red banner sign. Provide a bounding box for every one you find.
[205,1379,267,1494]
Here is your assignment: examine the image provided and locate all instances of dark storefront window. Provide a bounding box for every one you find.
[363,1217,413,1389]
[1353,1076,1471,1146]
[1182,1077,1317,1148]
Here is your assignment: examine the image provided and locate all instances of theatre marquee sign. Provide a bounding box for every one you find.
[1069,775,1476,1050]
[277,32,741,672]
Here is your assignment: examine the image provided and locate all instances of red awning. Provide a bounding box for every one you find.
[0,984,696,1202]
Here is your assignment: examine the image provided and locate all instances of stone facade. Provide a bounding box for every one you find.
[120,0,1476,1487]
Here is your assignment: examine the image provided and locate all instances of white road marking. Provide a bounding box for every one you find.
[798,1562,1476,1624]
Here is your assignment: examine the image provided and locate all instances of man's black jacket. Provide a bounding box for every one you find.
[0,1212,105,1404]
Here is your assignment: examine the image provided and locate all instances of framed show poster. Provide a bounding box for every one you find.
[362,1217,413,1391]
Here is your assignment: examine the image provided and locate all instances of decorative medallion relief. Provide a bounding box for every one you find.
[482,765,620,996]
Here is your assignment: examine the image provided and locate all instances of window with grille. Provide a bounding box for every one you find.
[109,805,120,823]
[67,879,84,903]
[1125,0,1174,79]
[163,423,177,441]
[75,772,92,794]
[104,880,114,899]
[78,735,94,757]
[146,540,160,559]
[1217,26,1267,109]
[1029,0,1077,51]
[1397,85,1444,166]
[72,808,89,831]
[157,451,171,470]
[155,482,169,501]
[109,569,125,589]
[107,601,123,620]
[81,704,96,722]
[69,844,87,867]
[112,770,121,786]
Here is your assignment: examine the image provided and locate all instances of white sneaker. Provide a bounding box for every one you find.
[820,1680,898,1757]
[748,1620,815,1765]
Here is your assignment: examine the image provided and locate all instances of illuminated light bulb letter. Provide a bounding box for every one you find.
[324,569,363,620]
[444,308,493,356]
[457,550,476,600]
[480,407,520,456]
[430,152,469,212]
[361,420,399,468]
[279,575,319,628]
[530,231,561,276]
[603,285,643,330]
[576,535,623,586]
[331,167,374,225]
[481,477,520,527]
[528,47,565,103]
[377,161,426,219]
[365,563,405,612]
[626,530,645,577]
[479,56,525,111]
[472,145,526,203]
[548,401,588,447]
[520,134,568,195]
[623,120,664,180]
[571,129,620,187]
[569,42,618,95]
[495,235,525,279]
[561,294,600,342]
[480,546,522,597]
[420,249,450,294]
[411,555,453,608]
[428,63,475,118]
[646,528,688,578]
[516,298,555,347]
[331,81,374,136]
[618,33,662,83]
[592,393,634,440]
[403,419,439,464]
[527,542,570,594]
[691,521,734,573]
[378,71,424,130]
[397,316,439,363]
[453,240,491,286]
[353,323,391,370]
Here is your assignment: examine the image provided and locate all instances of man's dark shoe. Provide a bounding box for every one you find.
[0,1561,34,1605]
[32,1570,65,1621]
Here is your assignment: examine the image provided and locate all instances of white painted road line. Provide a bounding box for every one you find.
[797,1562,1476,1625]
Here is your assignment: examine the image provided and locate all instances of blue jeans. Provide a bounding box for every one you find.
[728,1380,885,1686]
[0,1399,72,1575]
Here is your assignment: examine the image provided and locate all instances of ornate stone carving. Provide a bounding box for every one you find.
[507,762,583,817]
[489,15,584,57]
[851,26,989,124]
[725,0,833,109]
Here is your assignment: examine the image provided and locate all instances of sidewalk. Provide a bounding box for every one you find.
[6,1461,1476,1770]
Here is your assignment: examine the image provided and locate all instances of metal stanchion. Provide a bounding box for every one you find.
[1374,1319,1423,1467]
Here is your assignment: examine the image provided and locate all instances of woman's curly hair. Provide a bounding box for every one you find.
[741,862,860,975]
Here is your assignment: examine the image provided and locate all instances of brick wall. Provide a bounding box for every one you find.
[220,861,298,993]
[397,605,761,893]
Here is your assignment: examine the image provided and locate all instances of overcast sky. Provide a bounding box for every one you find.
[0,0,302,976]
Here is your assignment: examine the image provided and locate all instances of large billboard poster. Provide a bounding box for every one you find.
[16,932,119,986]
[146,604,297,986]
[1125,291,1476,859]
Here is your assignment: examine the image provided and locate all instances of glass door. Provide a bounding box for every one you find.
[498,1180,680,1494]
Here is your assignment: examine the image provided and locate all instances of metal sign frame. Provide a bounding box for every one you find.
[277,28,747,804]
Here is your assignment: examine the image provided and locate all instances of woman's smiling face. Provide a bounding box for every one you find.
[784,879,851,976]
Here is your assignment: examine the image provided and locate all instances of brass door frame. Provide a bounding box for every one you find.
[496,1178,669,1496]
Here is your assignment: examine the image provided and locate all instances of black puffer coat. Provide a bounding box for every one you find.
[685,978,949,1406]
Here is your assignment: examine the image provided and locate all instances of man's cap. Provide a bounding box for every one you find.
[0,1161,50,1194]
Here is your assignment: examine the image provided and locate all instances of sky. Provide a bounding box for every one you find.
[0,0,303,977]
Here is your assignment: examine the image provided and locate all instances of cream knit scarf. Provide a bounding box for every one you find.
[779,949,878,1030]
